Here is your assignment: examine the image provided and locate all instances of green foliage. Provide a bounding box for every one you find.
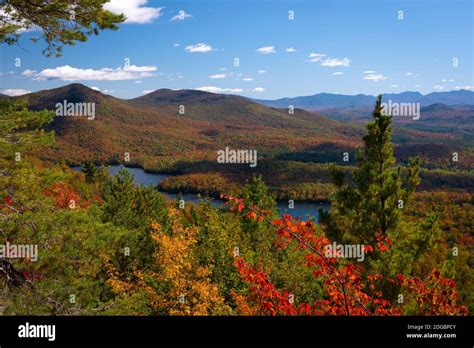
[0,98,54,161]
[323,95,422,245]
[1,0,125,57]
[101,168,168,230]
[0,94,471,314]
[81,160,99,183]
[241,175,278,216]
[195,204,244,302]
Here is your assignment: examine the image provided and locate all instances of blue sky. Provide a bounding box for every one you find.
[0,0,472,99]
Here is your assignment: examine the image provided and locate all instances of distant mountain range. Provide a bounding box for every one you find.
[253,90,474,111]
[4,83,473,171]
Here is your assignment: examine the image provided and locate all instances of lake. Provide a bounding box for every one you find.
[73,165,331,221]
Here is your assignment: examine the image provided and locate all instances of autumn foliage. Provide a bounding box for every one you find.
[43,182,91,209]
[107,208,231,315]
[222,195,468,316]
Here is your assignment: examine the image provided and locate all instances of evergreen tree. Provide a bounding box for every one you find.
[319,96,445,302]
[322,95,421,246]
[241,175,278,216]
[81,160,98,183]
[1,0,125,57]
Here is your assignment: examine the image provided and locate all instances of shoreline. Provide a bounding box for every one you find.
[70,162,333,204]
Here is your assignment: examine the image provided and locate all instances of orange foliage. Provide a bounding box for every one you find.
[43,182,90,209]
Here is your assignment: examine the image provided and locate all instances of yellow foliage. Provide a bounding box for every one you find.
[108,208,231,315]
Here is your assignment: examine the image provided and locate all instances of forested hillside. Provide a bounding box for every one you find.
[0,96,471,315]
[6,83,473,201]
[0,0,472,322]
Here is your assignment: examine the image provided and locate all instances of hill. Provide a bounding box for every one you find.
[5,83,471,198]
[10,84,471,177]
[21,84,364,170]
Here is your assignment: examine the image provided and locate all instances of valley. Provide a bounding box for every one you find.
[5,83,472,201]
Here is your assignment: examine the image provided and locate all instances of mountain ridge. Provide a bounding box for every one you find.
[16,83,366,168]
[253,89,474,110]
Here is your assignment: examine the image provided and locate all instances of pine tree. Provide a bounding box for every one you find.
[81,160,98,183]
[322,95,421,246]
[1,0,125,57]
[241,175,278,216]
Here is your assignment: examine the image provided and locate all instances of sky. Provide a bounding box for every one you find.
[0,0,473,99]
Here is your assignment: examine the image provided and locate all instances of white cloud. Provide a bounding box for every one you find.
[441,79,447,82]
[286,47,296,52]
[406,72,413,76]
[242,77,253,81]
[104,0,163,24]
[454,85,473,90]
[21,69,36,77]
[307,53,326,62]
[391,84,399,87]
[307,53,350,67]
[23,64,157,81]
[363,73,387,81]
[333,72,343,75]
[172,43,180,47]
[258,70,266,74]
[143,89,156,94]
[171,10,192,21]
[415,84,421,88]
[321,58,350,67]
[449,79,454,82]
[363,70,377,74]
[134,80,142,84]
[433,85,444,90]
[91,86,113,94]
[219,68,227,71]
[185,43,212,53]
[196,86,243,94]
[0,88,31,96]
[257,46,276,54]
[252,87,265,92]
[209,73,226,79]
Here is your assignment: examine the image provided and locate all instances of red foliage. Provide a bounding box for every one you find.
[22,270,43,282]
[399,271,468,315]
[2,195,14,206]
[43,182,87,209]
[0,195,15,212]
[233,257,299,315]
[224,195,468,316]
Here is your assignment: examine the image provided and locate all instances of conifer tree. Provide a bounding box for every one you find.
[322,95,422,246]
[0,0,125,57]
[81,160,98,183]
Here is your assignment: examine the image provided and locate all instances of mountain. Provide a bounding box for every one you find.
[253,90,474,111]
[129,88,240,106]
[18,84,364,169]
[253,93,375,109]
[419,90,474,105]
[126,88,362,134]
[26,83,110,111]
[11,84,472,174]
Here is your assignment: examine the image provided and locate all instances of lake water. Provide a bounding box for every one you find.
[73,165,330,221]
